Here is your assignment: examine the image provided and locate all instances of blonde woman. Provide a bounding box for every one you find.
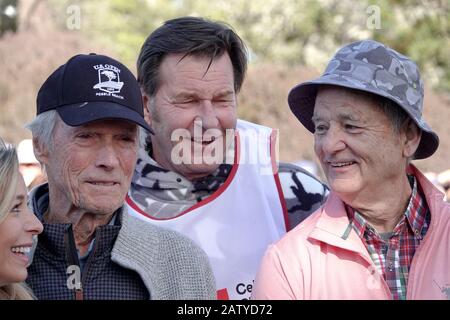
[0,138,43,299]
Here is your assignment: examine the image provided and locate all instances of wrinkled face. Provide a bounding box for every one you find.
[144,53,237,180]
[313,87,410,199]
[42,119,138,215]
[0,175,43,286]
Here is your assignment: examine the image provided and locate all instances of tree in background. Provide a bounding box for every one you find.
[0,0,449,173]
[44,0,450,92]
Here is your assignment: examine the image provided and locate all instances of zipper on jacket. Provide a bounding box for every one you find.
[65,225,84,300]
[71,226,101,300]
[79,234,98,299]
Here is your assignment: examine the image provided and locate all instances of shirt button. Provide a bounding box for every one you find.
[388,262,394,272]
[414,229,422,240]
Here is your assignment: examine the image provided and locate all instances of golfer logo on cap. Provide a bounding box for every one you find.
[93,64,124,98]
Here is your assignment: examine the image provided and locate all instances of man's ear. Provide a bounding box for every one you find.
[141,88,152,127]
[32,137,49,166]
[402,118,421,158]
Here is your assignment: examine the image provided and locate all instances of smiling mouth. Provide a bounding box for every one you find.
[11,246,31,254]
[87,182,119,186]
[329,161,356,168]
[190,136,217,145]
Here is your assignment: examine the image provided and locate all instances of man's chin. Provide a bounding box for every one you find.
[177,163,222,180]
[83,200,123,216]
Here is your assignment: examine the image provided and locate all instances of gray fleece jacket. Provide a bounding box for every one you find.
[112,210,217,299]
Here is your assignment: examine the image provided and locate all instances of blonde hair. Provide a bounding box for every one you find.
[0,138,35,300]
[0,284,34,300]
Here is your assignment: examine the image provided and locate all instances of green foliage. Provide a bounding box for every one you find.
[1,0,449,172]
[371,0,450,91]
[35,0,450,91]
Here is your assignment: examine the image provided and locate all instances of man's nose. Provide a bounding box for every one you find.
[198,100,219,129]
[95,142,120,170]
[318,126,346,155]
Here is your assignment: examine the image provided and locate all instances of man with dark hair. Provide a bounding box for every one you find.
[253,40,450,300]
[126,17,328,300]
[25,53,215,300]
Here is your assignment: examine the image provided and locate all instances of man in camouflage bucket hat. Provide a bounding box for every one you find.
[252,40,450,300]
[288,39,438,159]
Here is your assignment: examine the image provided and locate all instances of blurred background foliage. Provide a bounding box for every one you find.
[44,0,450,91]
[0,0,449,176]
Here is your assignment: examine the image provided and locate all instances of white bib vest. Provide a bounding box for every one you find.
[126,120,288,299]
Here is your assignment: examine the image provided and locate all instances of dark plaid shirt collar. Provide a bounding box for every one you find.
[347,175,428,239]
[345,175,430,300]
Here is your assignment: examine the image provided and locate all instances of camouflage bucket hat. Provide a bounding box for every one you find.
[288,40,439,159]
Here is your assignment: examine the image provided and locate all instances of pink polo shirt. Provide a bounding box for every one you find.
[252,165,450,300]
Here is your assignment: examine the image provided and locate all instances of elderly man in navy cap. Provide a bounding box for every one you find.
[25,53,215,300]
[253,40,450,300]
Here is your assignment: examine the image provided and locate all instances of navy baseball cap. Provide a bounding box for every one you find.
[37,53,153,134]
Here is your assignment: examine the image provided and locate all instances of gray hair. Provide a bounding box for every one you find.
[320,85,412,134]
[364,90,418,161]
[25,110,141,158]
[25,110,59,149]
[373,95,411,134]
